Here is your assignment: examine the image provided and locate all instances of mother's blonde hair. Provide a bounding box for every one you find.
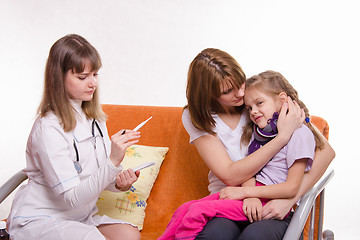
[38,34,106,132]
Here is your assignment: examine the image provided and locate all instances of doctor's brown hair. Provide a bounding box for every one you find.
[241,70,324,150]
[186,48,246,134]
[38,34,106,132]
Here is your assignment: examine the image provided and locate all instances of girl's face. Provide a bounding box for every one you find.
[244,87,282,129]
[65,63,98,102]
[217,83,245,111]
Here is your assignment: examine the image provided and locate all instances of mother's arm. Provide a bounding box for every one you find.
[194,132,289,186]
[262,126,335,219]
[193,98,303,186]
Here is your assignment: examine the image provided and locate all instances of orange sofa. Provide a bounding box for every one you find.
[0,104,330,239]
[102,104,330,240]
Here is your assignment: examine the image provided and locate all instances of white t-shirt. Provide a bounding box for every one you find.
[182,109,249,194]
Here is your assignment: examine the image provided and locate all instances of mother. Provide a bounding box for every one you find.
[182,48,335,239]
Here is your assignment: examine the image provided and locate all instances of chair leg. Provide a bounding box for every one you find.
[318,189,334,240]
[317,190,325,239]
[309,204,315,240]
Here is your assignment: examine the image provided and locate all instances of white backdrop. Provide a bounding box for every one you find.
[1,0,359,239]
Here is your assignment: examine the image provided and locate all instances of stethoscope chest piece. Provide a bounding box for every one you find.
[74,161,82,173]
[73,140,82,173]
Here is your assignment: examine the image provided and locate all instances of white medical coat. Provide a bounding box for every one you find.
[8,102,130,234]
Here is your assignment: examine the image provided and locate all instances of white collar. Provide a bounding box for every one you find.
[69,99,83,115]
[69,99,94,142]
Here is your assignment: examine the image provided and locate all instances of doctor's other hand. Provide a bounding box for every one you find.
[110,129,140,167]
[115,169,140,191]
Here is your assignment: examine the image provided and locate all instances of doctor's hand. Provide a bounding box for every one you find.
[110,129,140,167]
[115,169,140,191]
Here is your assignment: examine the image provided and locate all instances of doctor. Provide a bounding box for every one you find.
[7,34,141,240]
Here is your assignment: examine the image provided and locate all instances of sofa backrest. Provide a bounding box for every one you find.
[102,104,210,239]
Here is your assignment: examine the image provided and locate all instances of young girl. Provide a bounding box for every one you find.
[7,34,141,240]
[158,70,325,240]
[220,70,325,219]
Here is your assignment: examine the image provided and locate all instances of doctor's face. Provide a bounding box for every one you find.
[65,64,99,102]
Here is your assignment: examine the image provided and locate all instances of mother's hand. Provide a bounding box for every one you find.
[262,198,295,220]
[109,129,140,167]
[277,97,305,142]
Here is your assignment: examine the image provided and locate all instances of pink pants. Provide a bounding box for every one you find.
[158,192,269,240]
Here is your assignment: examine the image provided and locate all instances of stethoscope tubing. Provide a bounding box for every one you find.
[73,119,104,173]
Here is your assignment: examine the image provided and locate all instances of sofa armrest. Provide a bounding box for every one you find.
[0,170,28,204]
[283,168,335,240]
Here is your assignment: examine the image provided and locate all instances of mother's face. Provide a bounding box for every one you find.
[217,83,245,110]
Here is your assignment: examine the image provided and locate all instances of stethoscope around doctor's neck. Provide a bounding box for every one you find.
[72,119,107,173]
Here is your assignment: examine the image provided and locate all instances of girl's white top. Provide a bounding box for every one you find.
[8,100,130,228]
[182,109,249,194]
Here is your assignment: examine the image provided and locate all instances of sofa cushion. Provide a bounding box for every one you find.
[96,144,168,230]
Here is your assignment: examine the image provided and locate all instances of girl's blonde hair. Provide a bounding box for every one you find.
[241,70,324,150]
[186,48,246,134]
[38,34,106,132]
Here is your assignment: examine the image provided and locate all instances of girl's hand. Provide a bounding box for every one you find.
[219,186,247,200]
[243,198,263,222]
[109,129,140,167]
[277,97,305,142]
[115,169,140,191]
[262,198,295,220]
